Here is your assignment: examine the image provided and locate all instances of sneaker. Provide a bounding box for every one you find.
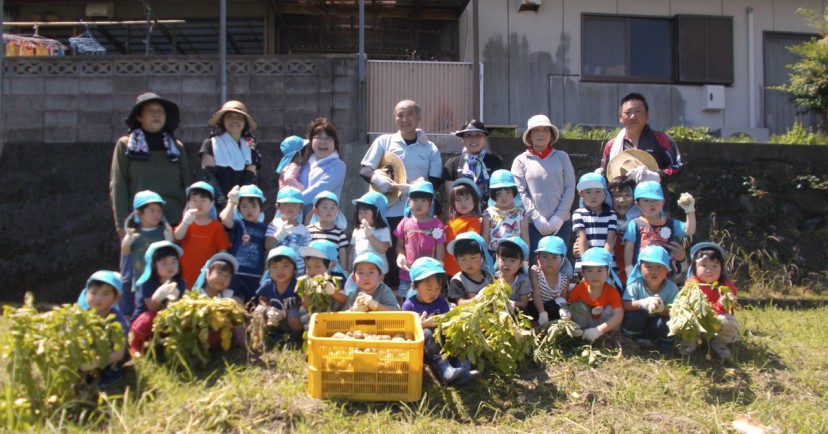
[710,340,733,361]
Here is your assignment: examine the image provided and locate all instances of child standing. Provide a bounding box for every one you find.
[394,179,446,301]
[623,181,696,277]
[174,181,232,288]
[307,191,349,271]
[607,176,636,285]
[119,190,173,317]
[680,242,740,360]
[256,246,305,344]
[77,270,130,384]
[343,252,400,311]
[565,247,624,343]
[495,237,532,310]
[264,186,312,275]
[349,191,392,274]
[621,246,680,354]
[482,170,529,256]
[402,257,481,385]
[129,241,187,357]
[276,135,308,190]
[220,184,267,303]
[527,236,571,325]
[446,232,495,305]
[572,173,617,275]
[444,178,483,277]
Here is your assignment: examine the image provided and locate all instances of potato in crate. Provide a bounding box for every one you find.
[307,311,424,401]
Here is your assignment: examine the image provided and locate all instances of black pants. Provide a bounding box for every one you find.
[384,216,403,290]
[621,310,672,341]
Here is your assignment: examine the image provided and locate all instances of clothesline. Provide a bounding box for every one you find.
[3,33,66,57]
[3,20,186,28]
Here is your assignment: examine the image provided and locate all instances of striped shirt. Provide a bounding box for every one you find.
[308,224,349,250]
[572,205,618,270]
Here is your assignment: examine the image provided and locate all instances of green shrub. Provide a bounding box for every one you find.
[559,123,618,141]
[768,121,828,145]
[665,125,716,142]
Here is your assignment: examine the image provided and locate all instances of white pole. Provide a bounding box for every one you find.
[747,6,756,128]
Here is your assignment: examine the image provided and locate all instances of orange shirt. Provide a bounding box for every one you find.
[567,281,622,309]
[443,216,482,276]
[176,220,231,288]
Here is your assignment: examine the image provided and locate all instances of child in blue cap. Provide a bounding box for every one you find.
[308,191,349,270]
[394,179,446,301]
[527,235,571,325]
[482,169,529,256]
[565,247,624,343]
[119,190,173,317]
[623,181,696,279]
[220,184,268,303]
[265,186,312,275]
[342,252,400,311]
[77,270,130,384]
[572,173,618,276]
[256,246,305,344]
[174,181,232,289]
[494,237,532,310]
[276,135,309,190]
[349,191,392,275]
[621,245,680,354]
[298,239,348,311]
[403,257,481,385]
[446,232,495,306]
[193,253,247,347]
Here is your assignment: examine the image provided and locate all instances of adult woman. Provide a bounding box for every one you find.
[442,119,505,204]
[511,115,576,264]
[200,100,261,208]
[298,118,346,218]
[110,92,190,239]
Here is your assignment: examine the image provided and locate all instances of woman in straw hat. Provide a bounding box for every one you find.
[511,114,576,264]
[110,92,190,239]
[200,100,262,209]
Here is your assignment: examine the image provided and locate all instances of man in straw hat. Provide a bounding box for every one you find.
[600,93,683,180]
[360,99,443,290]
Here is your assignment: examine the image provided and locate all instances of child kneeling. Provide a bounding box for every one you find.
[77,270,130,385]
[621,246,680,354]
[193,253,247,348]
[565,247,624,343]
[256,246,305,344]
[402,257,480,385]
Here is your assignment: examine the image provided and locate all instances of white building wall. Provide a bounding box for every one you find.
[461,0,826,138]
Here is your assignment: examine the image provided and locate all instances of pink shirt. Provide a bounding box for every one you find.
[394,216,446,282]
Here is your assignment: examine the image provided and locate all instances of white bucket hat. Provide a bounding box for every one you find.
[522,114,560,146]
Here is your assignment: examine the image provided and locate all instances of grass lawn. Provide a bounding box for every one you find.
[2,305,826,433]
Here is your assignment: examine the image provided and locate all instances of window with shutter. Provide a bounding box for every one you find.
[675,15,733,84]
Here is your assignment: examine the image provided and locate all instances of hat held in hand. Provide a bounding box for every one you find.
[369,152,407,206]
[606,149,658,181]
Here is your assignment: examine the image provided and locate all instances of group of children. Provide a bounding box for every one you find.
[79,138,740,387]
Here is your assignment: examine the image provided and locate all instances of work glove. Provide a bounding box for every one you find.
[559,308,572,321]
[677,193,696,213]
[555,297,568,306]
[121,228,140,250]
[396,253,409,271]
[391,182,410,194]
[274,224,293,242]
[182,209,197,225]
[151,281,180,304]
[420,311,437,328]
[266,307,286,327]
[323,282,337,296]
[227,185,240,205]
[532,215,550,234]
[647,295,665,314]
[583,327,602,343]
[627,166,661,183]
[253,305,267,315]
[355,292,378,311]
[371,172,393,193]
[547,215,564,235]
[538,311,549,326]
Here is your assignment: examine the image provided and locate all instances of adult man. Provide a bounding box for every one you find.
[600,93,683,180]
[360,100,443,290]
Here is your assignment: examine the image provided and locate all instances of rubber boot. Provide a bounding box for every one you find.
[432,358,463,384]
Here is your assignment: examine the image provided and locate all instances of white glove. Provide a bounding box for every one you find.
[591,306,604,317]
[532,215,550,235]
[182,209,197,225]
[639,297,652,312]
[396,253,409,271]
[371,172,393,193]
[121,229,140,249]
[583,327,602,343]
[647,295,665,314]
[355,292,379,311]
[227,185,240,204]
[625,265,634,277]
[266,307,286,326]
[555,297,567,306]
[538,311,549,326]
[151,281,180,304]
[253,305,267,315]
[420,311,437,328]
[559,308,572,321]
[274,224,292,242]
[627,166,661,183]
[547,216,564,234]
[390,182,410,194]
[323,282,336,296]
[677,193,696,213]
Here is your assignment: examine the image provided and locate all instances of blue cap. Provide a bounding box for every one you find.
[489,169,517,189]
[266,246,301,267]
[238,184,265,202]
[408,179,435,196]
[78,270,124,310]
[580,247,614,267]
[638,245,671,268]
[135,241,184,287]
[353,251,389,275]
[276,135,307,174]
[186,181,215,200]
[687,241,729,279]
[499,236,529,261]
[300,239,338,263]
[193,253,239,291]
[352,191,388,215]
[536,235,567,255]
[409,257,445,283]
[634,181,664,201]
[446,232,494,275]
[276,186,304,204]
[451,177,481,198]
[313,190,339,207]
[577,172,607,192]
[133,190,166,209]
[310,191,347,230]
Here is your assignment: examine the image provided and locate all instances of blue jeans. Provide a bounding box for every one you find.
[528,219,572,265]
[621,309,672,342]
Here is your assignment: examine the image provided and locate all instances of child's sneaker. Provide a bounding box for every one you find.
[677,341,697,356]
[710,339,732,361]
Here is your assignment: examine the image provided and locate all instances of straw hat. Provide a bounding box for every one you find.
[606,149,659,181]
[369,152,407,206]
[208,100,257,131]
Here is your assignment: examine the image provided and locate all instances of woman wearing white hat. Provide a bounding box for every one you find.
[511,114,576,264]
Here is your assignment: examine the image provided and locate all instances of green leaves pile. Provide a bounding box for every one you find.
[152,291,245,376]
[532,319,583,365]
[434,280,534,376]
[296,273,341,314]
[667,281,721,343]
[0,293,124,425]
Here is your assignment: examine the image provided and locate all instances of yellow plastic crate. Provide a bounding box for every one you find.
[307,311,424,402]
